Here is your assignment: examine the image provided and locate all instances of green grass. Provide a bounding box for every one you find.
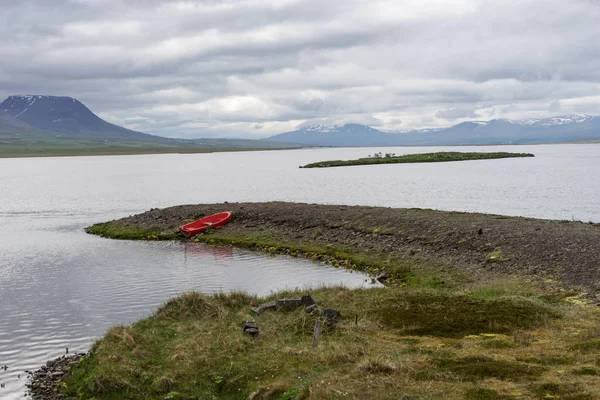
[300,152,535,168]
[63,286,600,400]
[0,133,297,158]
[78,205,600,399]
[85,222,179,240]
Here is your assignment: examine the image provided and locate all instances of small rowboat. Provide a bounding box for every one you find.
[179,211,232,237]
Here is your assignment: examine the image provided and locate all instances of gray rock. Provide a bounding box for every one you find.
[251,300,277,314]
[301,295,316,306]
[242,321,259,338]
[376,271,391,282]
[244,327,260,338]
[305,304,317,313]
[276,298,303,309]
[322,308,340,323]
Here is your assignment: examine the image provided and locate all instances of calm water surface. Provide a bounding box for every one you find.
[1,144,599,398]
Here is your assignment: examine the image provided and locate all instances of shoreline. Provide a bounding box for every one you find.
[88,201,600,300]
[26,201,600,399]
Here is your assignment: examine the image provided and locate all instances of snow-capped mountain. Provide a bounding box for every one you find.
[265,115,600,146]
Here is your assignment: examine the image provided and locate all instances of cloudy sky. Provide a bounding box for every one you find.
[2,0,600,138]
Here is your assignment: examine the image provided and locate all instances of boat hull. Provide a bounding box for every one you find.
[178,211,232,237]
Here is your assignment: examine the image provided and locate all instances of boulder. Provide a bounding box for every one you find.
[301,295,316,306]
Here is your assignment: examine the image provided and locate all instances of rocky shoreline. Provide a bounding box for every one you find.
[89,202,600,301]
[26,353,85,399]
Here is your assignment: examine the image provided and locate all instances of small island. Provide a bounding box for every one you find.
[300,151,534,168]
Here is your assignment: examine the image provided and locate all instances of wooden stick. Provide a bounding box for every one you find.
[312,320,322,349]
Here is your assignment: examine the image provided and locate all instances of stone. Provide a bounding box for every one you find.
[241,321,258,331]
[276,298,303,309]
[244,327,260,338]
[305,304,317,313]
[376,271,391,282]
[251,300,277,314]
[301,295,316,306]
[242,321,260,338]
[322,308,340,323]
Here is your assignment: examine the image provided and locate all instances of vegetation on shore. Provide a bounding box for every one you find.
[71,203,600,399]
[63,285,600,399]
[300,151,534,168]
[0,134,297,158]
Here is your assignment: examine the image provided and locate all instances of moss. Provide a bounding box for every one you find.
[570,339,600,352]
[572,367,599,376]
[85,222,178,240]
[464,388,516,400]
[479,339,516,349]
[373,292,559,337]
[530,383,593,400]
[519,355,575,365]
[425,356,545,381]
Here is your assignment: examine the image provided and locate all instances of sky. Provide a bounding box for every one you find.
[2,0,600,139]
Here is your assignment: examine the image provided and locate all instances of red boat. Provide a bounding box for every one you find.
[179,211,232,237]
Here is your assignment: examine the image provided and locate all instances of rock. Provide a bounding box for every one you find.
[251,300,277,314]
[376,271,391,282]
[301,295,316,306]
[242,321,259,338]
[322,308,340,323]
[305,304,317,313]
[27,353,86,399]
[408,249,416,256]
[277,298,303,309]
[244,327,260,338]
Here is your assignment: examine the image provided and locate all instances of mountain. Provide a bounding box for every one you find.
[263,124,404,147]
[0,95,300,154]
[0,95,180,142]
[265,115,600,146]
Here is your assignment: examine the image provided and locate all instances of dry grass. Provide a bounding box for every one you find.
[65,286,600,400]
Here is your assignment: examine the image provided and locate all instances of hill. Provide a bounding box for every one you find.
[265,116,600,146]
[0,95,300,157]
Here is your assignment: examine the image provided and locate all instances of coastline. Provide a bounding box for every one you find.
[28,202,600,399]
[88,201,600,299]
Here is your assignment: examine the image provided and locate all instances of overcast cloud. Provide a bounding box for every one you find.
[1,0,600,138]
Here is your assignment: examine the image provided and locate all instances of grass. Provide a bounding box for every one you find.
[299,152,535,168]
[0,133,297,158]
[78,205,600,399]
[63,287,600,399]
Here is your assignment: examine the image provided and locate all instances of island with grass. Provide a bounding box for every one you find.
[33,202,600,399]
[300,151,535,168]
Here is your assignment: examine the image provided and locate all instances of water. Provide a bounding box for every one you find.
[1,144,599,398]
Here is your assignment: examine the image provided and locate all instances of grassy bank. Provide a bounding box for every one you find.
[64,286,600,399]
[300,152,534,168]
[66,203,600,398]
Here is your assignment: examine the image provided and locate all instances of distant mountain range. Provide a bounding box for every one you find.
[0,95,299,153]
[3,94,599,154]
[265,116,600,146]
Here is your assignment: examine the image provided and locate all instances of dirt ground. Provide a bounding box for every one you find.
[106,202,600,300]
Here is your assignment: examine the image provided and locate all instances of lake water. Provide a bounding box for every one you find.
[1,144,599,398]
